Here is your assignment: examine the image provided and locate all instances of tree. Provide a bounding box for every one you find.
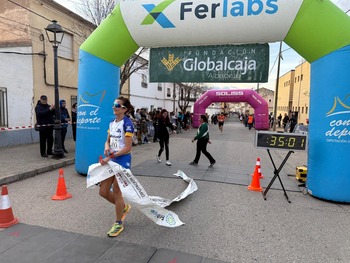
[119,48,149,89]
[76,0,148,91]
[77,0,119,26]
[177,83,208,113]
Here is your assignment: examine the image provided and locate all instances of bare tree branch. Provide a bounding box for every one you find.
[177,83,207,112]
[77,0,119,26]
[74,0,149,92]
[120,48,148,87]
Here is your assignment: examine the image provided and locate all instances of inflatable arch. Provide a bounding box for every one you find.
[76,0,350,203]
[193,89,269,129]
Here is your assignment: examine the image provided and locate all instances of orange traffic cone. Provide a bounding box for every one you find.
[251,157,264,179]
[248,163,263,192]
[0,185,19,228]
[52,169,72,200]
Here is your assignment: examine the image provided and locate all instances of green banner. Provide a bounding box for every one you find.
[149,44,269,83]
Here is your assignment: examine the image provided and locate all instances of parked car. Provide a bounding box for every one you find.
[293,124,309,134]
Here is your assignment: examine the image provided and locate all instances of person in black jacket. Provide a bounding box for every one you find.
[35,95,55,157]
[71,103,77,141]
[156,109,175,166]
[289,114,297,133]
[282,113,289,130]
[60,99,70,153]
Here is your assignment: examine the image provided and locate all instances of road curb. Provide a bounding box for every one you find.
[0,158,75,185]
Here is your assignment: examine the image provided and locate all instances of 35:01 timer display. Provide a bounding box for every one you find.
[255,132,307,151]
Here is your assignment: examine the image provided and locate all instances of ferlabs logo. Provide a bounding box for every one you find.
[141,0,279,28]
[141,0,175,28]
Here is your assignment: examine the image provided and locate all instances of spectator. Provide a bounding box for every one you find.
[35,95,55,157]
[140,118,149,144]
[282,113,289,129]
[59,99,70,153]
[289,114,297,133]
[71,103,77,141]
[156,109,175,166]
[277,113,282,128]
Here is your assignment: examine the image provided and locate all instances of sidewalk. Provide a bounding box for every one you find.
[0,140,76,185]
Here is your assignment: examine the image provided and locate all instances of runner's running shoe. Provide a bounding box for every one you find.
[156,155,161,163]
[107,222,124,237]
[121,204,131,221]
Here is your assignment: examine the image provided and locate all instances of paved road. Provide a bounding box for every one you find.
[1,117,350,262]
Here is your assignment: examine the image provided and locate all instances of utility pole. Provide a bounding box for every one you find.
[273,41,283,132]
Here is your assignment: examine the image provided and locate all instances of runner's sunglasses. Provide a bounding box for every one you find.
[113,102,126,109]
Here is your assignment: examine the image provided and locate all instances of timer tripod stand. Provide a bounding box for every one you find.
[262,149,294,203]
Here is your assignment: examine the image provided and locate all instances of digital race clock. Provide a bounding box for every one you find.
[255,131,307,151]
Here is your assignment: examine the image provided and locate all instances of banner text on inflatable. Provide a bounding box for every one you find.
[179,0,278,20]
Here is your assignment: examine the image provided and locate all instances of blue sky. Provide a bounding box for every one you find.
[55,0,350,91]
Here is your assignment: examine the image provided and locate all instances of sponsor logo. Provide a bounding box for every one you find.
[215,91,244,96]
[161,54,182,71]
[183,57,256,74]
[77,90,106,128]
[150,209,165,220]
[142,0,279,28]
[252,94,262,104]
[180,0,278,20]
[165,214,176,226]
[141,0,176,28]
[198,95,208,104]
[325,94,350,143]
[326,95,350,117]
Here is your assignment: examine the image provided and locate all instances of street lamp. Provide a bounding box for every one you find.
[45,20,65,158]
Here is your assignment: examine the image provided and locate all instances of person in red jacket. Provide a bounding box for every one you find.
[247,114,254,130]
[217,112,226,133]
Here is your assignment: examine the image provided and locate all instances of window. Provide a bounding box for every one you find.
[302,107,304,114]
[0,87,8,127]
[305,107,308,114]
[58,33,73,60]
[141,74,147,88]
[157,83,162,91]
[301,74,303,81]
[167,88,171,97]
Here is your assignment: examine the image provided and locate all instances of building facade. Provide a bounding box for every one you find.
[0,0,94,146]
[291,61,310,124]
[276,61,310,125]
